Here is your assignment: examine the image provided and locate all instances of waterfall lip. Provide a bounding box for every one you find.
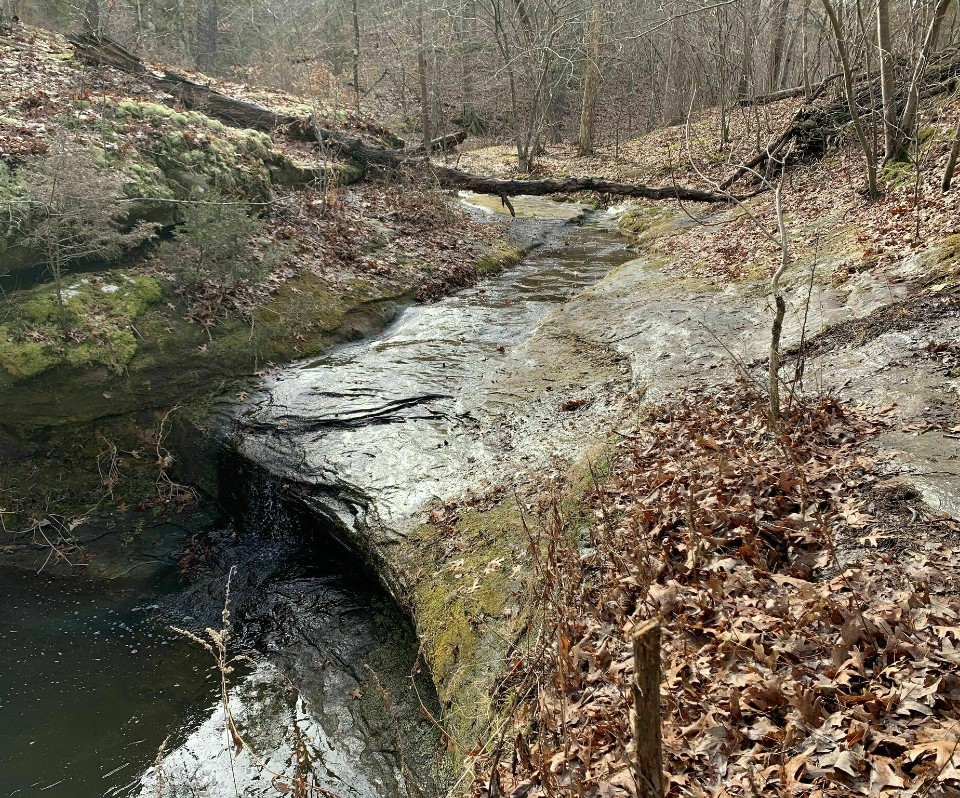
[240,393,457,434]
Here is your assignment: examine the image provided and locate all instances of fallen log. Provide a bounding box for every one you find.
[68,33,403,147]
[310,125,737,208]
[69,33,308,135]
[69,33,738,207]
[736,71,842,107]
[419,130,469,153]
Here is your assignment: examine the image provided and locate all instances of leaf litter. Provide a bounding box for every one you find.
[473,383,960,798]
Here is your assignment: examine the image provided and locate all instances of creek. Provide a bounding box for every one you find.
[0,196,635,797]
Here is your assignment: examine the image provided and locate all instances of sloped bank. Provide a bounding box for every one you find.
[0,25,522,542]
[207,194,960,789]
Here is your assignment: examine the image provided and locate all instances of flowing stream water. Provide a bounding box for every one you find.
[0,197,635,798]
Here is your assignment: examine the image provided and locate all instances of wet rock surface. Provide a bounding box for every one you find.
[225,200,634,545]
[4,194,956,798]
[0,487,445,798]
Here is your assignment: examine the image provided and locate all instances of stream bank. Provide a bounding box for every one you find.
[214,189,959,786]
[0,193,632,797]
[2,186,957,796]
[184,196,640,758]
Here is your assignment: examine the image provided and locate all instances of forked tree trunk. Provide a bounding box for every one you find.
[896,0,956,160]
[877,0,898,161]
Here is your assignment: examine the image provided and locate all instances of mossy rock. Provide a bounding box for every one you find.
[925,234,960,286]
[401,451,607,752]
[107,99,275,201]
[881,159,919,190]
[475,246,524,275]
[619,201,680,243]
[407,496,527,744]
[0,272,163,381]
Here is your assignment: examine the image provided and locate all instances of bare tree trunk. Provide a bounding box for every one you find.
[943,116,960,191]
[83,0,102,34]
[877,0,898,161]
[136,0,156,38]
[417,1,432,148]
[736,0,760,99]
[769,175,790,420]
[896,0,956,159]
[769,0,791,91]
[195,0,218,72]
[0,0,21,24]
[632,620,663,798]
[821,0,878,198]
[801,0,811,98]
[577,0,603,156]
[460,0,482,133]
[351,0,361,113]
[778,20,799,89]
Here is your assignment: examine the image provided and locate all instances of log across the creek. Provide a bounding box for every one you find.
[68,33,738,207]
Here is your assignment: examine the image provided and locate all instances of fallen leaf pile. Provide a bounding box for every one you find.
[475,385,960,798]
[265,178,500,291]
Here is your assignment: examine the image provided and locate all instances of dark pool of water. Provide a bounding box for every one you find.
[0,567,214,797]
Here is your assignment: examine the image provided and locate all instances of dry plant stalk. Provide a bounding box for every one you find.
[169,566,344,798]
[473,385,960,798]
[632,619,663,798]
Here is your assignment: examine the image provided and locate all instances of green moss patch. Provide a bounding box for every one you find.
[881,158,919,190]
[109,99,275,201]
[475,246,524,275]
[619,201,680,243]
[408,495,526,743]
[925,234,960,287]
[0,272,162,380]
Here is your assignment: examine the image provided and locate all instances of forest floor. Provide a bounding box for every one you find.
[451,98,960,798]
